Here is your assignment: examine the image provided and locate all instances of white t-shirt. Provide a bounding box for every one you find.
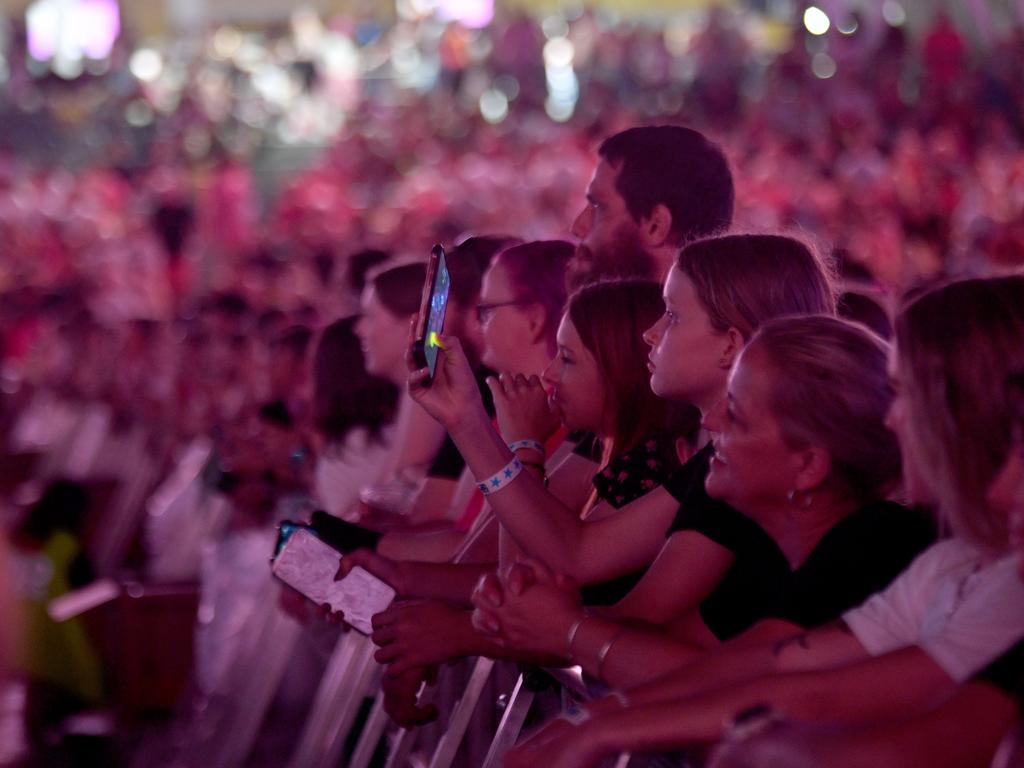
[314,426,395,520]
[843,537,1024,682]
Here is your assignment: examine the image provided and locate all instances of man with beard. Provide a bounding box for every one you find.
[568,125,735,288]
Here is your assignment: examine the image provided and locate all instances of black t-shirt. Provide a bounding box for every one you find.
[580,434,678,607]
[665,443,935,640]
[977,637,1024,706]
[427,365,497,479]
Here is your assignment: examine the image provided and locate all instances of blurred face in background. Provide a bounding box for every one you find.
[477,260,539,373]
[354,285,411,386]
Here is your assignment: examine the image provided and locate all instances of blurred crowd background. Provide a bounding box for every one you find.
[1,0,1024,765]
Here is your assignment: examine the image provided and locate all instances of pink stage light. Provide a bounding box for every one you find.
[437,0,494,29]
[27,0,121,63]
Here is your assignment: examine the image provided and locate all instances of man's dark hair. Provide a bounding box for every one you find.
[598,126,734,245]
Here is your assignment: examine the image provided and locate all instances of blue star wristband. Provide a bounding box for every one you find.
[476,456,524,496]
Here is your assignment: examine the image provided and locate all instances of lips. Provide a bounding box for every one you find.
[647,356,657,373]
[548,394,563,416]
[710,446,727,467]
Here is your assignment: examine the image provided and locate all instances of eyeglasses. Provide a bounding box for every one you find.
[476,300,529,324]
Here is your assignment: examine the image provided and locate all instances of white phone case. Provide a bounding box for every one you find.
[272,528,395,634]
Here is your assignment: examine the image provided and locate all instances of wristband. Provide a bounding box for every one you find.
[476,456,523,496]
[508,439,545,457]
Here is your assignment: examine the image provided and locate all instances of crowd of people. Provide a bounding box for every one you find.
[2,5,1024,768]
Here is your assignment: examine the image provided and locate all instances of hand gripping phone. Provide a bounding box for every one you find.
[412,244,451,382]
[271,525,395,634]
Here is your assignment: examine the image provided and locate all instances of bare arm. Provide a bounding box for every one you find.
[711,681,1016,768]
[618,620,869,708]
[572,645,957,761]
[339,549,494,606]
[413,340,675,581]
[604,531,735,624]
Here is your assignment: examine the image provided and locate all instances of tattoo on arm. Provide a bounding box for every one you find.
[772,633,811,658]
[771,620,851,659]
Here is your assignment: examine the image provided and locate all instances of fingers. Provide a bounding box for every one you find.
[408,366,431,393]
[471,605,501,635]
[504,561,538,596]
[503,558,555,596]
[387,653,421,677]
[471,572,505,610]
[371,626,398,647]
[371,606,399,631]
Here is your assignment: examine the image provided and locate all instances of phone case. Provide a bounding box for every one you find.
[272,528,396,633]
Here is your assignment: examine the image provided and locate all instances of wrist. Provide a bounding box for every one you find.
[447,403,491,440]
[392,561,413,598]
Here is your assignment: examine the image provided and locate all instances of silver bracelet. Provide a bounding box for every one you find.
[596,629,625,679]
[565,613,589,659]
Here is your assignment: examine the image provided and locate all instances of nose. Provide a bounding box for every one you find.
[541,358,559,388]
[643,316,665,348]
[571,206,591,240]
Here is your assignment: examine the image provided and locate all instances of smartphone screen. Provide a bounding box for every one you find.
[271,528,396,633]
[415,245,451,380]
[274,520,320,559]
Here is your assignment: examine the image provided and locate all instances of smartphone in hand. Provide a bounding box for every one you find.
[272,528,395,634]
[412,244,451,382]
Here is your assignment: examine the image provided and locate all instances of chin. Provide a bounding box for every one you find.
[703,469,728,500]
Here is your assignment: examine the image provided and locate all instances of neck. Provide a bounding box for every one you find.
[693,384,727,419]
[650,244,679,280]
[748,493,859,569]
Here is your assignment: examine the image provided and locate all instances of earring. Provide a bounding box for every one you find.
[787,489,813,509]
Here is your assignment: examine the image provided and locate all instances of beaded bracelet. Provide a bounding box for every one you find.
[508,439,545,457]
[476,456,524,496]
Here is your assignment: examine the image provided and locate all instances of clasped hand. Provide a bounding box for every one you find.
[470,559,584,659]
[487,371,561,445]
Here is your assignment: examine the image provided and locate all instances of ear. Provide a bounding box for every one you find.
[792,445,832,494]
[639,203,674,248]
[718,327,745,370]
[523,302,548,346]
